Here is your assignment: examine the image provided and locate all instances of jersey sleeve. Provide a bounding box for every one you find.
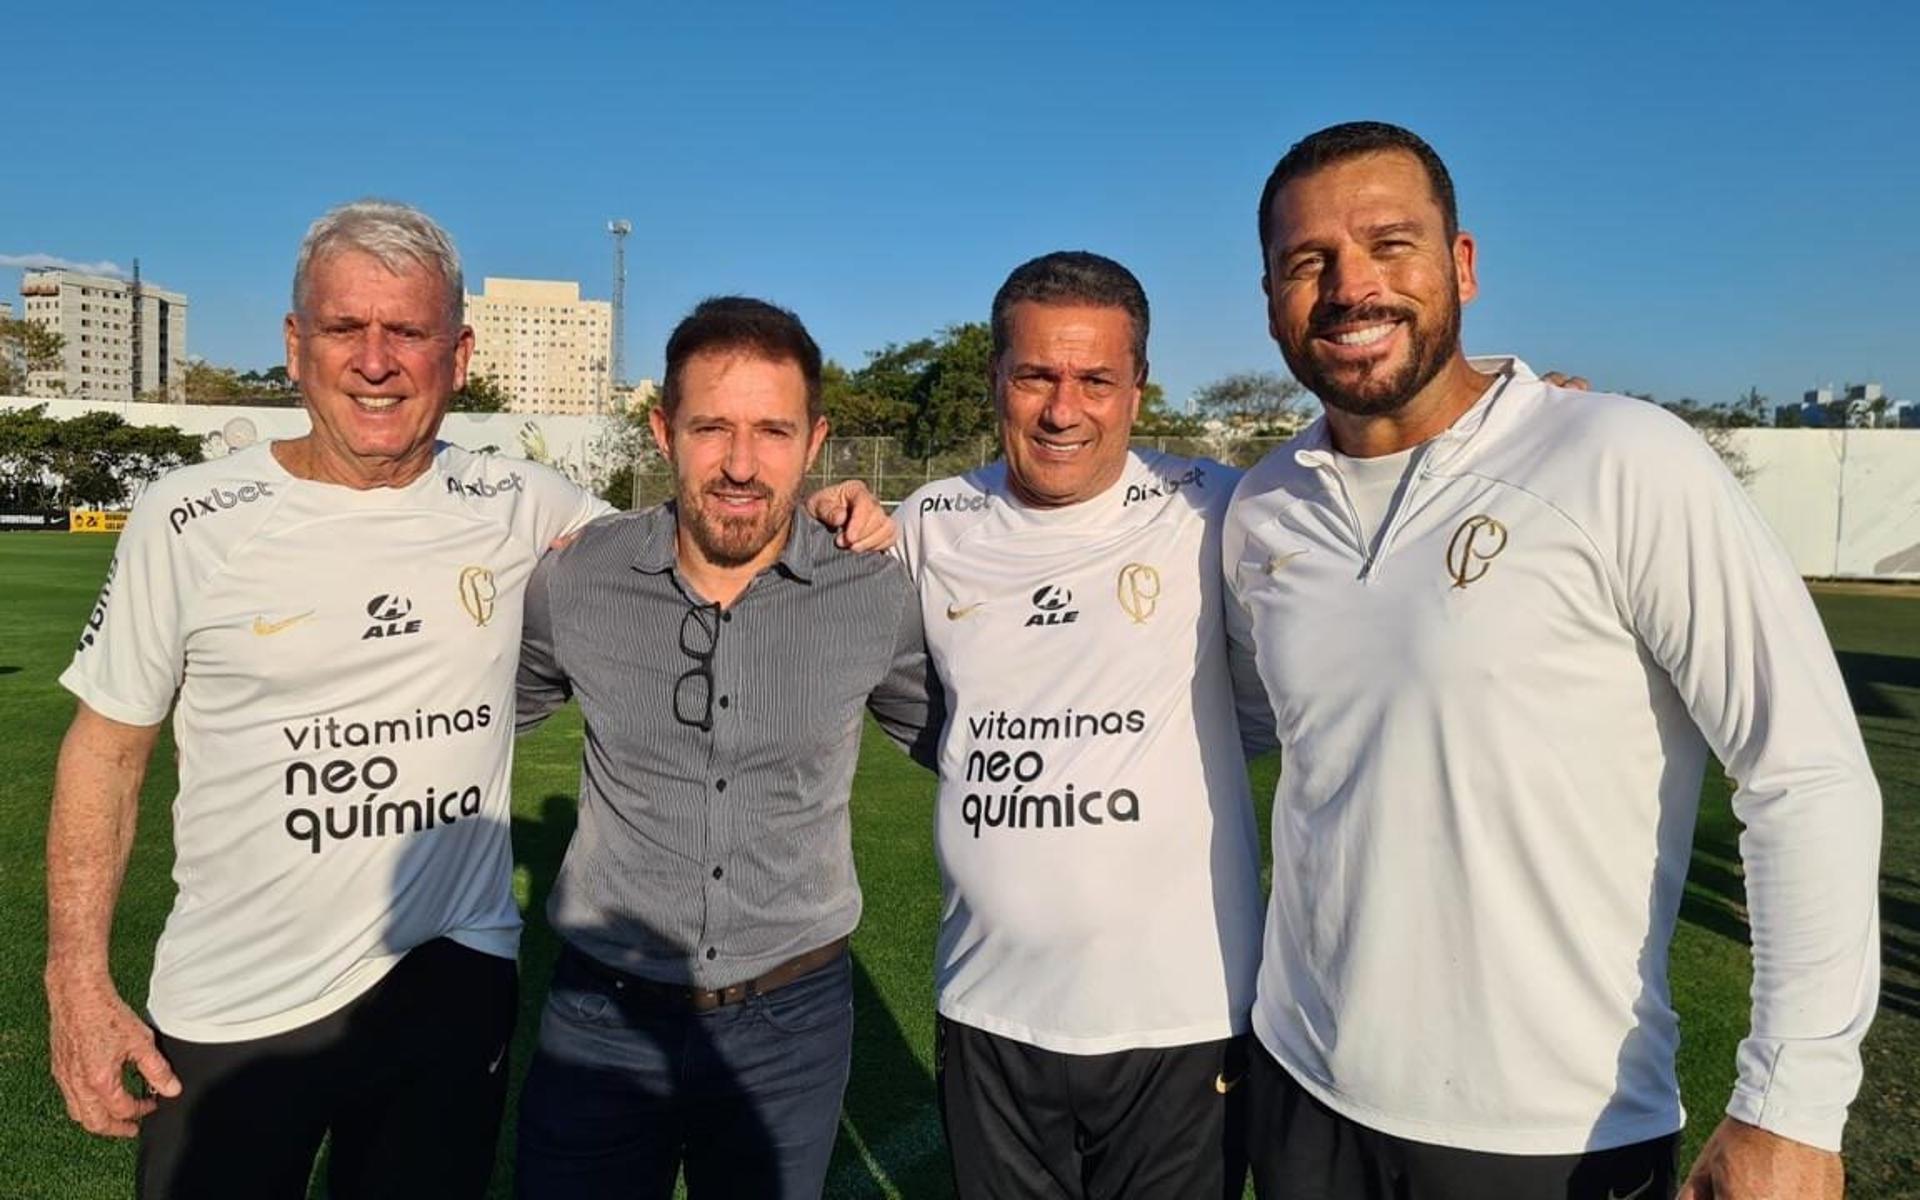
[518,460,616,547]
[1612,415,1881,1152]
[866,561,943,771]
[58,491,192,727]
[1206,465,1279,759]
[891,485,930,583]
[515,549,574,733]
[1223,579,1279,759]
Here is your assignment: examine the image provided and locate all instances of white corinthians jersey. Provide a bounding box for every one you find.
[1224,360,1881,1154]
[62,443,607,1041]
[898,451,1266,1053]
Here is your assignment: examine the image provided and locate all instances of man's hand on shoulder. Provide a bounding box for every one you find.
[45,968,180,1137]
[807,480,896,552]
[1677,1116,1844,1200]
[1541,370,1592,390]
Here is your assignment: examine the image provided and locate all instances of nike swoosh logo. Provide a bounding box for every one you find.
[252,611,315,636]
[1606,1176,1655,1200]
[1214,1073,1244,1094]
[1264,550,1309,575]
[946,602,985,621]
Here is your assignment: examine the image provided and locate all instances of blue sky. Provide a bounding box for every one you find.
[4,0,1915,411]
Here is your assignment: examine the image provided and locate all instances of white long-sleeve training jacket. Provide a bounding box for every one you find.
[1222,358,1881,1154]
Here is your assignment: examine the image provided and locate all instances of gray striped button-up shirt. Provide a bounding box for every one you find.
[518,503,940,988]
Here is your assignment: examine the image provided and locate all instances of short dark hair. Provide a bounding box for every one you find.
[989,251,1150,382]
[1257,122,1459,259]
[660,296,823,420]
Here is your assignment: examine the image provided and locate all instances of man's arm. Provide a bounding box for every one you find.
[1616,415,1879,1193]
[45,702,179,1137]
[516,551,574,733]
[867,571,944,771]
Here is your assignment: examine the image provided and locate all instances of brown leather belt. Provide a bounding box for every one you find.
[567,937,849,1013]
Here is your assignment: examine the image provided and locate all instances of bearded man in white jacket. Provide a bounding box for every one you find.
[1225,121,1880,1200]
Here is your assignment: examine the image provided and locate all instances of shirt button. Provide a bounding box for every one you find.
[721,611,733,623]
[706,947,717,960]
[712,866,724,880]
[715,778,727,793]
[718,696,730,709]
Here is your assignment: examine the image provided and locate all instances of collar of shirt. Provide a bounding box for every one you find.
[1291,355,1531,473]
[626,500,823,587]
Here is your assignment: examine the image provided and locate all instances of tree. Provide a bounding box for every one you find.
[1132,381,1203,437]
[179,359,250,405]
[238,365,296,393]
[903,323,995,458]
[0,406,202,508]
[1192,370,1309,433]
[0,404,57,506]
[450,372,511,413]
[820,359,912,437]
[0,318,66,395]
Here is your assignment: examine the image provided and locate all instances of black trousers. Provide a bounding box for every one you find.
[937,1014,1249,1199]
[137,937,518,1200]
[1247,1040,1678,1200]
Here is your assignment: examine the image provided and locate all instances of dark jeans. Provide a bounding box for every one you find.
[515,941,855,1199]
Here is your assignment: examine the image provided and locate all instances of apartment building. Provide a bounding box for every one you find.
[17,270,188,402]
[464,277,612,415]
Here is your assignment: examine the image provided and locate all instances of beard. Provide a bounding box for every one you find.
[676,476,799,568]
[1280,289,1462,418]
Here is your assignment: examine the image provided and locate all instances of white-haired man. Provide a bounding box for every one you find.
[44,200,889,1199]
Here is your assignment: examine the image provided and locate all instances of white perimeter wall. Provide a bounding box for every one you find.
[1735,429,1920,579]
[6,397,1919,580]
[2,396,623,496]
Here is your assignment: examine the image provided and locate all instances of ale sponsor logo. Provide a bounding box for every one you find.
[363,593,423,640]
[1025,584,1078,628]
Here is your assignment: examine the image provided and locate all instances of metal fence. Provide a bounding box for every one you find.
[626,435,1295,509]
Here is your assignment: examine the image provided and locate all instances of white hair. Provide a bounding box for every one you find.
[291,199,464,327]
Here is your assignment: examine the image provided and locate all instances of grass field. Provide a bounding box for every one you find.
[1,532,1916,1198]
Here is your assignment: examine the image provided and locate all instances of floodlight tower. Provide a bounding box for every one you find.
[607,219,632,391]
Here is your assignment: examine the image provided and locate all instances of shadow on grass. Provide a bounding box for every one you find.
[834,961,949,1198]
[1682,826,1920,1021]
[1681,840,1920,1021]
[1835,651,1920,719]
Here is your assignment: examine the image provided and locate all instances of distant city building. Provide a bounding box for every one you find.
[17,269,188,403]
[464,277,612,415]
[0,300,15,395]
[611,378,659,414]
[1789,381,1896,428]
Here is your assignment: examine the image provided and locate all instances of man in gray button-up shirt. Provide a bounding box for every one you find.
[512,296,939,1200]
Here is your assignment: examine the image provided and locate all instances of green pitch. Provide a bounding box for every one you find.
[0,534,1914,1197]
